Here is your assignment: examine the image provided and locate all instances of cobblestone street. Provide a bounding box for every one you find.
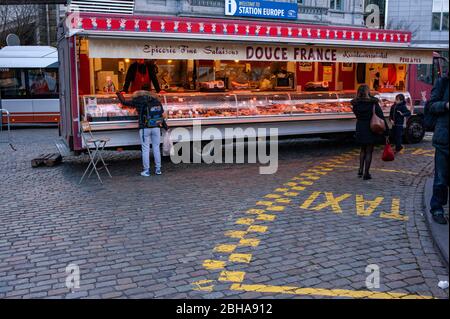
[0,128,448,299]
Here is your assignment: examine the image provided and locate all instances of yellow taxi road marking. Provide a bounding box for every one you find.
[229,284,434,299]
[239,238,260,247]
[192,280,215,292]
[274,188,289,192]
[256,201,273,206]
[265,194,282,199]
[311,192,352,214]
[246,209,265,215]
[284,182,298,187]
[203,260,226,270]
[297,181,314,186]
[266,206,286,212]
[291,186,306,191]
[284,192,299,197]
[257,214,276,221]
[236,218,255,225]
[219,271,246,283]
[331,165,418,176]
[214,244,237,253]
[300,191,322,209]
[247,225,268,233]
[307,170,327,175]
[380,199,409,221]
[275,198,292,204]
[411,148,434,157]
[356,195,384,217]
[229,253,252,263]
[225,230,248,239]
[300,191,407,221]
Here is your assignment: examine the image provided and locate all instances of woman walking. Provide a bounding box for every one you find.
[389,93,411,153]
[351,85,389,180]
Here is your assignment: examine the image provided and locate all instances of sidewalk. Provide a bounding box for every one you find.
[424,178,449,268]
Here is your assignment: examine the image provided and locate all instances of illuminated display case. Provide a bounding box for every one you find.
[82,91,411,123]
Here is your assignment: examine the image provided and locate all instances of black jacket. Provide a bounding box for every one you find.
[428,76,449,151]
[123,61,161,93]
[352,97,389,145]
[389,101,411,126]
[116,92,165,129]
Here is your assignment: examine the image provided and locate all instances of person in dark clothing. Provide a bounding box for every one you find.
[116,90,167,176]
[351,84,389,180]
[389,93,411,153]
[427,75,449,225]
[123,59,161,93]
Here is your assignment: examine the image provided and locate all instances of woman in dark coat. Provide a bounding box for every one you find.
[351,85,389,180]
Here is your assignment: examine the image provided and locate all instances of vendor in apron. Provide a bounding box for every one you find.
[123,59,161,93]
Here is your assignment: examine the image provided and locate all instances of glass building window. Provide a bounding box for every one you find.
[432,0,449,31]
[330,0,343,11]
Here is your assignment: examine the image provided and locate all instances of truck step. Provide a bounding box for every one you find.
[31,153,62,168]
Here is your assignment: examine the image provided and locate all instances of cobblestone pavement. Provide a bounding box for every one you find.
[0,128,448,299]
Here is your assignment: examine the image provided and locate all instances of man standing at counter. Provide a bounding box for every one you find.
[123,59,161,93]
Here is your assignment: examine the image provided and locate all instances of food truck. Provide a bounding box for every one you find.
[57,12,435,153]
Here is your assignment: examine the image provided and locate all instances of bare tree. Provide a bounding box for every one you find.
[0,2,38,47]
[386,19,421,41]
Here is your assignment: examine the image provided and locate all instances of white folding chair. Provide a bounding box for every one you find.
[79,121,112,184]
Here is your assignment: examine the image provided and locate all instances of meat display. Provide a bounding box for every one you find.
[83,91,408,122]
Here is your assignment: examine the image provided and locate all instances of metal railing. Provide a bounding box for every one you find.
[189,0,224,7]
[0,109,15,151]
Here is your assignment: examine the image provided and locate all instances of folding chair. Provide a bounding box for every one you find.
[79,121,112,184]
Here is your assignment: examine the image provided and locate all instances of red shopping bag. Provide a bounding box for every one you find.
[382,138,395,162]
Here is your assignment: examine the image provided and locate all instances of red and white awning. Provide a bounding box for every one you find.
[67,12,413,49]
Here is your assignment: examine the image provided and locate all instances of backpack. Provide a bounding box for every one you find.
[424,77,448,132]
[143,101,164,128]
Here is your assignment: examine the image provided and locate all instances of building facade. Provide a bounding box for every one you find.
[386,0,449,49]
[68,0,367,27]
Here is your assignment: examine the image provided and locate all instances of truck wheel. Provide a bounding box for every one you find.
[405,117,425,144]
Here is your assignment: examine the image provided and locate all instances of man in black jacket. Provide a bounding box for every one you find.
[389,93,411,153]
[428,75,449,224]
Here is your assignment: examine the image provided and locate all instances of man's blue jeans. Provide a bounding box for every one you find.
[431,147,449,212]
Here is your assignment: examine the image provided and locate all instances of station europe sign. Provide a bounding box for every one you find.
[89,39,433,65]
[225,0,298,20]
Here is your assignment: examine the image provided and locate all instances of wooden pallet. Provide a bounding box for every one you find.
[31,153,62,168]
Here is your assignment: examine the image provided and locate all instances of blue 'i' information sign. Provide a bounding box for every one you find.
[225,0,298,20]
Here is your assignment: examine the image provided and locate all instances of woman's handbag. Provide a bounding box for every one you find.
[382,138,395,162]
[370,104,386,135]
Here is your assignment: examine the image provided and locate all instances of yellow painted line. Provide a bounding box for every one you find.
[274,188,289,192]
[229,284,434,299]
[247,225,268,233]
[266,206,286,212]
[275,198,292,204]
[283,192,299,197]
[192,280,215,292]
[214,244,237,253]
[256,214,276,221]
[265,194,282,199]
[411,148,434,157]
[236,218,255,225]
[284,182,298,187]
[229,253,252,263]
[238,238,260,247]
[291,186,306,191]
[380,198,409,221]
[219,271,246,283]
[225,230,248,239]
[246,208,265,215]
[297,181,314,186]
[307,170,327,175]
[256,201,273,206]
[300,191,321,209]
[203,260,226,270]
[331,165,418,176]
